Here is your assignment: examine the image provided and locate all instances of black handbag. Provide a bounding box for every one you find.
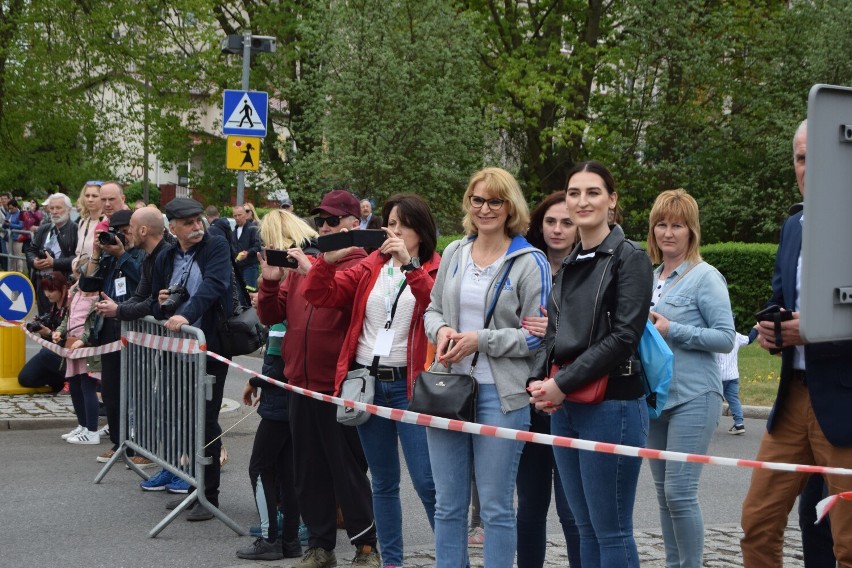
[408,259,515,422]
[216,268,266,358]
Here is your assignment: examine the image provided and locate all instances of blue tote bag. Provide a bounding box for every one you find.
[638,320,673,418]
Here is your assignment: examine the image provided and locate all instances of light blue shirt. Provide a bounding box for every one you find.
[651,260,735,409]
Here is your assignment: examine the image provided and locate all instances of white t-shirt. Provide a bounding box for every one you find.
[356,260,415,368]
[454,257,503,384]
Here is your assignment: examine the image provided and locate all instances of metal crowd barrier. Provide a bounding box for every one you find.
[94,316,243,537]
[0,229,33,273]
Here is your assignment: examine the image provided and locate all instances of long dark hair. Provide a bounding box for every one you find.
[564,160,623,224]
[527,190,579,253]
[381,193,437,261]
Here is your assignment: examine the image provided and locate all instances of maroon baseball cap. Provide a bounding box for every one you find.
[310,190,360,219]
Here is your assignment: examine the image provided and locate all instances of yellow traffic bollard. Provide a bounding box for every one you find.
[0,271,47,394]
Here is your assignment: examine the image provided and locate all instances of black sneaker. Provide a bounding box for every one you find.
[282,538,303,558]
[236,538,284,561]
[729,424,745,435]
[186,505,214,522]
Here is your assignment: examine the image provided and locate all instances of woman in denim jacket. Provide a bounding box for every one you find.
[646,189,735,568]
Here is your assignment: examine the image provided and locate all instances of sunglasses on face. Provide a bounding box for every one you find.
[314,215,344,228]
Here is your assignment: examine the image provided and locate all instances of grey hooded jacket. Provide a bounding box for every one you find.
[424,235,551,413]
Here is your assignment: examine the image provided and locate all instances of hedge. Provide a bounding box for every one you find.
[435,237,777,334]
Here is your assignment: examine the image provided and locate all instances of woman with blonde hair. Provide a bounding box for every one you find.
[425,167,550,568]
[259,209,318,251]
[646,188,735,568]
[234,209,319,561]
[72,181,104,275]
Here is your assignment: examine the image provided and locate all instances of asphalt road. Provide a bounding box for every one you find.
[0,347,788,567]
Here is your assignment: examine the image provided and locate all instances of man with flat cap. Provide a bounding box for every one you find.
[143,198,235,521]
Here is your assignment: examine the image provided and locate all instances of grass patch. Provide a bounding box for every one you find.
[737,343,783,407]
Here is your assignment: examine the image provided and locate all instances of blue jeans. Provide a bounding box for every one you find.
[516,408,581,568]
[648,392,721,568]
[357,378,436,566]
[722,379,743,425]
[427,384,529,568]
[241,264,259,290]
[552,397,648,568]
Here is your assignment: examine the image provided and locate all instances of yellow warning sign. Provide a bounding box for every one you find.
[226,136,261,171]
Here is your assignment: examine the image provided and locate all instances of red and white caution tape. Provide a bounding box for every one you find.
[205,350,852,478]
[2,320,122,358]
[10,318,852,505]
[123,330,202,354]
[816,491,852,523]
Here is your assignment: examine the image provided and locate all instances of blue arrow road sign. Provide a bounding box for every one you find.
[223,90,269,137]
[0,272,35,321]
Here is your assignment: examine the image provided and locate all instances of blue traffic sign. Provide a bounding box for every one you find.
[223,90,269,137]
[0,272,35,322]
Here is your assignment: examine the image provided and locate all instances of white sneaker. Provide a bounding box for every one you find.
[97,424,110,437]
[67,428,101,445]
[61,425,84,440]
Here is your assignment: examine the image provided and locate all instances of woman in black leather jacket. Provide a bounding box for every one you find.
[529,161,652,567]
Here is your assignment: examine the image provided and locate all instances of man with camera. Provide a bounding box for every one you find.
[25,193,78,315]
[145,198,234,521]
[257,189,379,568]
[85,208,146,464]
[96,206,168,323]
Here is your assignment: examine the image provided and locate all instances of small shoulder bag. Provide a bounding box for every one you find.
[337,277,409,426]
[408,259,515,422]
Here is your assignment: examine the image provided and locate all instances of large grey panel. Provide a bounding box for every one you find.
[801,84,852,342]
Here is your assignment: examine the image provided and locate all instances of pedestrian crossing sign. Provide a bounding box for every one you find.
[226,136,261,171]
[222,90,268,137]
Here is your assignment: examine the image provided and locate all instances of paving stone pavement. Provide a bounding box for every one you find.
[400,524,805,567]
[0,392,76,426]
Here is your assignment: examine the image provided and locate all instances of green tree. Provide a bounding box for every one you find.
[290,0,486,227]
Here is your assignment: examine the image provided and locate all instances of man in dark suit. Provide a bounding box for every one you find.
[359,199,382,230]
[232,204,261,290]
[741,119,852,566]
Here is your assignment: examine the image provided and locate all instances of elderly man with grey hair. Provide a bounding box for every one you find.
[26,193,78,314]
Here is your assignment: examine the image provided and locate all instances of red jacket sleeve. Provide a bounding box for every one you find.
[303,253,371,309]
[257,276,288,326]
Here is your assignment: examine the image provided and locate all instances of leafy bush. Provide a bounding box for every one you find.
[702,243,776,333]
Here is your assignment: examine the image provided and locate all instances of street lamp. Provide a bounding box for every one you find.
[220,32,276,206]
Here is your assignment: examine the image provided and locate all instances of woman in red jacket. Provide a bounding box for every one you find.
[302,193,439,568]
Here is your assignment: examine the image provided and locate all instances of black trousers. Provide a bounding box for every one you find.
[289,394,375,550]
[250,418,300,542]
[799,474,836,567]
[101,351,121,448]
[18,348,65,392]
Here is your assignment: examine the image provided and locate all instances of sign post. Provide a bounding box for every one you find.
[0,271,42,394]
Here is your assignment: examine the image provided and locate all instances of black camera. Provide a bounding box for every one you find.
[26,318,46,333]
[264,239,321,269]
[36,249,52,260]
[98,229,126,247]
[161,284,190,316]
